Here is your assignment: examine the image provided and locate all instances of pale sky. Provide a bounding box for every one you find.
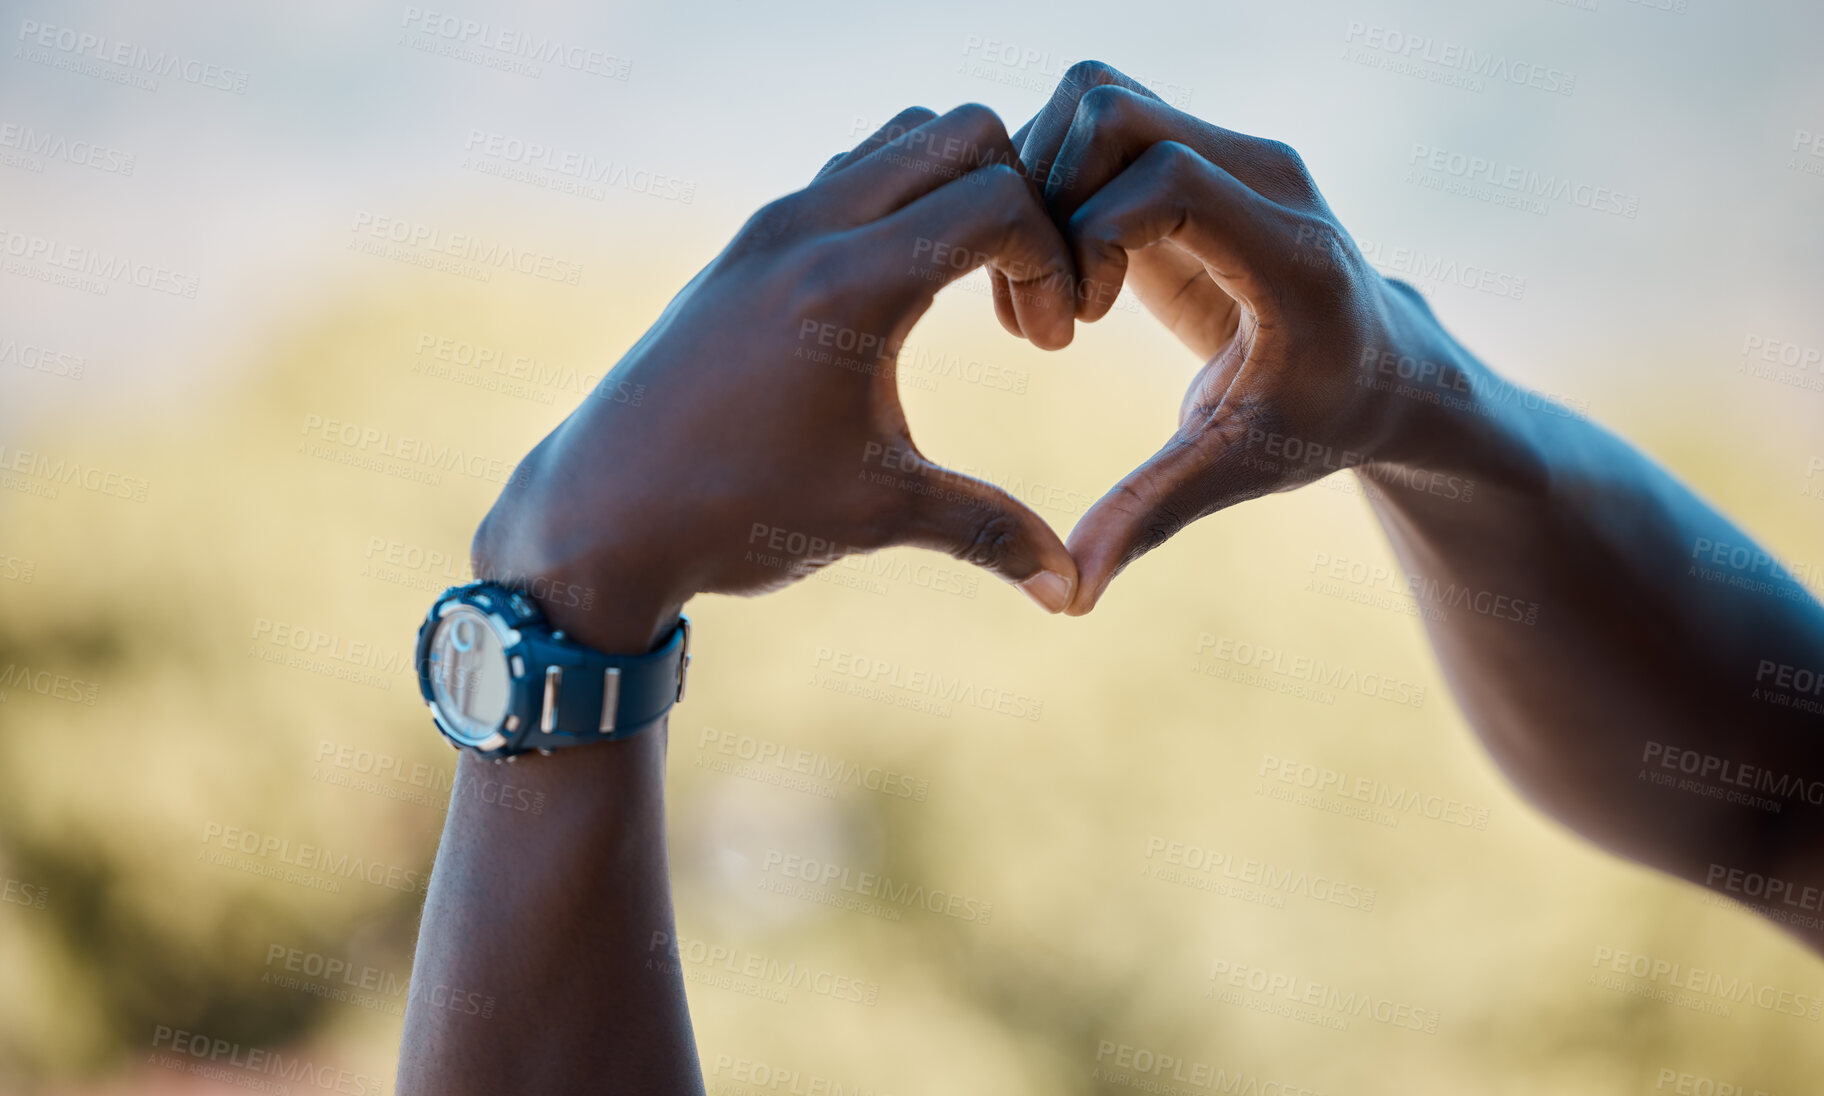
[4,0,1822,445]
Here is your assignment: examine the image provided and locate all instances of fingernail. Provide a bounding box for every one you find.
[1017,570,1072,614]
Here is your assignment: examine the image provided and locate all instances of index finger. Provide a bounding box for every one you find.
[1044,87,1324,225]
[1015,61,1161,215]
[812,103,1028,230]
[857,163,1079,350]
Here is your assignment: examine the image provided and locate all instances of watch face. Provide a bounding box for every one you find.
[426,605,513,745]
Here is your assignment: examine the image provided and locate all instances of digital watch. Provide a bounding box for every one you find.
[415,582,690,760]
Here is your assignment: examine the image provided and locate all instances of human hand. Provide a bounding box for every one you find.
[472,105,1084,651]
[1004,62,1454,615]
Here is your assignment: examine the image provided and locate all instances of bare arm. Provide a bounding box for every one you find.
[1361,315,1824,947]
[1011,60,1824,949]
[398,698,702,1093]
[395,103,1083,1092]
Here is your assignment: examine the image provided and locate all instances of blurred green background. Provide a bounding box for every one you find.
[4,0,1824,1093]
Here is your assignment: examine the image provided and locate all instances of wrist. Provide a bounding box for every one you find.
[470,516,686,656]
[1357,278,1552,511]
[1359,281,1487,467]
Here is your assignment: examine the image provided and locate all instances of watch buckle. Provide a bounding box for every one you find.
[676,617,692,703]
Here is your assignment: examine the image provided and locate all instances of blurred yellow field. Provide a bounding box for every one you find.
[4,3,1824,1093]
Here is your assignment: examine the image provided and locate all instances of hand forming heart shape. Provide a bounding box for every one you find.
[471,61,1451,655]
[996,61,1454,615]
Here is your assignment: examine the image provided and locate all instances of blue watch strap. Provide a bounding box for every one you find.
[517,619,689,749]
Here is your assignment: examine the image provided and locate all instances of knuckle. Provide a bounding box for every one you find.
[862,108,937,157]
[1203,387,1277,444]
[1064,59,1124,91]
[1149,140,1206,184]
[1130,509,1189,557]
[1252,137,1320,202]
[927,103,1009,172]
[1257,138,1306,171]
[1074,83,1135,129]
[1105,478,1189,563]
[976,165,1034,241]
[739,194,809,249]
[890,105,938,130]
[945,101,1007,142]
[1384,277,1436,316]
[1283,212,1358,303]
[955,508,1024,569]
[978,160,1028,198]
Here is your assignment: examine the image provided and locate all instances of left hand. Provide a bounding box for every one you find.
[472,104,1085,652]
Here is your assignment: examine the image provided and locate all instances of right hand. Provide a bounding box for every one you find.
[998,62,1452,615]
[472,105,1085,651]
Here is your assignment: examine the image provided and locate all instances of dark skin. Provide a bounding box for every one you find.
[400,104,1084,1096]
[399,69,1824,1094]
[1003,62,1824,953]
[466,100,1085,650]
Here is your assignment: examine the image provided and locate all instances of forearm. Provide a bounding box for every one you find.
[1362,299,1824,923]
[393,105,1088,1087]
[397,588,704,1096]
[397,730,703,1096]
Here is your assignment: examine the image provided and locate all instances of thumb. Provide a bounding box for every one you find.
[895,462,1078,614]
[1066,427,1258,615]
